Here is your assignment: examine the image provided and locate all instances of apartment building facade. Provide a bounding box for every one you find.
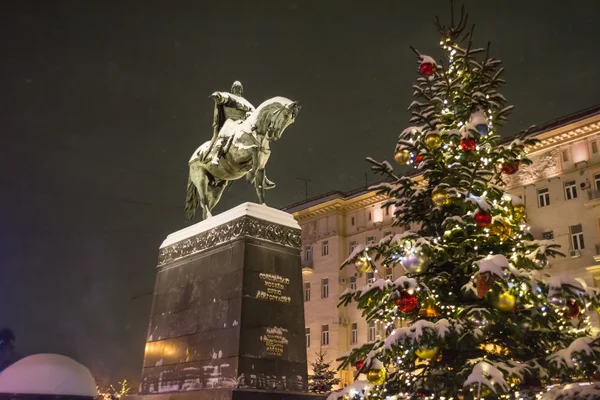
[284,105,600,387]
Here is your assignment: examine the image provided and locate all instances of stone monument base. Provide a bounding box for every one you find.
[126,389,325,400]
[133,203,321,400]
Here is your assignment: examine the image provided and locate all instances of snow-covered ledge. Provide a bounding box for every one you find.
[161,202,300,249]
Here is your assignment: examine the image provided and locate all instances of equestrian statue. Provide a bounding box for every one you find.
[185,80,300,220]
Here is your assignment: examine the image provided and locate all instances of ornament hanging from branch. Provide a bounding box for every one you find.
[469,109,489,136]
[418,55,436,76]
[460,138,477,151]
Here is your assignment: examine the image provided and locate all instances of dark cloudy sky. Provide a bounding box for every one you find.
[1,0,599,386]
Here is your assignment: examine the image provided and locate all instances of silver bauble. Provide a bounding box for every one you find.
[549,296,565,306]
[401,254,430,274]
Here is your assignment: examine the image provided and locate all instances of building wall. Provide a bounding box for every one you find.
[288,108,600,388]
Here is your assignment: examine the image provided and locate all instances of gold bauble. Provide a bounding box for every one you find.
[418,299,441,317]
[431,188,451,207]
[424,133,442,149]
[354,258,370,273]
[415,346,439,360]
[513,204,527,221]
[489,217,512,241]
[394,149,411,164]
[495,292,516,312]
[366,367,387,385]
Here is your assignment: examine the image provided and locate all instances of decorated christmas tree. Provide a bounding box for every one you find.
[332,4,600,400]
[309,350,341,394]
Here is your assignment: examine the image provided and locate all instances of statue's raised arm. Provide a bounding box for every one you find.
[185,81,300,221]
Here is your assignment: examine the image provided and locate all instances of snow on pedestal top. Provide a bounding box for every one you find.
[161,202,300,248]
[0,353,96,397]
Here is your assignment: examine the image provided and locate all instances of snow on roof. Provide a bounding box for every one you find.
[0,354,96,397]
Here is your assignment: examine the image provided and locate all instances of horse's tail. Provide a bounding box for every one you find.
[185,175,199,220]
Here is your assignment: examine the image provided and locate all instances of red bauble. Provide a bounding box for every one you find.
[500,161,520,175]
[396,290,419,313]
[460,138,477,151]
[413,389,434,399]
[474,210,492,228]
[566,298,581,319]
[355,360,365,371]
[419,62,435,76]
[415,154,425,164]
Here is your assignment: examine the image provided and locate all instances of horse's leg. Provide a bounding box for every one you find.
[207,180,229,214]
[189,163,212,220]
[254,169,266,204]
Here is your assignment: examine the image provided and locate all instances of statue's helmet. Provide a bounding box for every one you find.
[231,81,243,96]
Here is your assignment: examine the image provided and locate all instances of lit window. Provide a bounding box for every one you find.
[368,322,376,342]
[349,241,357,254]
[570,224,584,250]
[564,180,577,200]
[304,282,311,302]
[538,188,550,208]
[322,240,329,256]
[351,323,358,345]
[385,267,393,280]
[366,272,375,284]
[350,276,356,290]
[592,141,598,154]
[321,278,329,299]
[562,149,570,162]
[321,325,329,346]
[306,328,310,348]
[305,246,313,261]
[366,236,376,245]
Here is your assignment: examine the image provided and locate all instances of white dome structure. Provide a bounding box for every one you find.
[0,354,96,397]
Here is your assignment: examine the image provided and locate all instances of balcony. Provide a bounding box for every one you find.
[585,190,600,209]
[595,244,600,263]
[302,258,314,274]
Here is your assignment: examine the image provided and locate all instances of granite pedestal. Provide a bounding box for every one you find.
[130,203,322,400]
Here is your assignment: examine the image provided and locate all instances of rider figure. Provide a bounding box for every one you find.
[208,81,254,166]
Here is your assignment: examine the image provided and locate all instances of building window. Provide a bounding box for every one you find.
[351,323,358,345]
[592,141,599,154]
[350,276,356,290]
[564,180,577,200]
[305,246,313,262]
[595,174,600,191]
[349,241,357,254]
[368,212,372,221]
[570,224,584,250]
[385,207,390,216]
[366,272,375,284]
[306,328,310,348]
[322,240,329,256]
[366,236,376,245]
[321,278,329,299]
[321,325,329,346]
[351,217,355,226]
[385,267,393,280]
[562,149,570,162]
[538,188,550,208]
[304,282,311,302]
[368,322,376,342]
[383,231,392,238]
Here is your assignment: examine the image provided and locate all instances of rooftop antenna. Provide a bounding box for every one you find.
[296,177,311,201]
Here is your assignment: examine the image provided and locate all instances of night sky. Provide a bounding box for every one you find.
[1,0,599,386]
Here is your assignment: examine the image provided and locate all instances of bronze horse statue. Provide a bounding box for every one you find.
[185,96,300,220]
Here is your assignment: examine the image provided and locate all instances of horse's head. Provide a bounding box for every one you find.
[253,97,301,141]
